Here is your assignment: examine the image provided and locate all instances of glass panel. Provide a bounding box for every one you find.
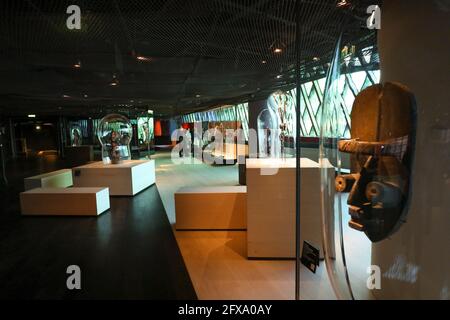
[351,71,367,91]
[320,1,449,301]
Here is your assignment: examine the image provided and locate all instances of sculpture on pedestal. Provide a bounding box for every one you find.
[71,127,82,146]
[257,90,290,158]
[274,91,289,160]
[97,114,132,164]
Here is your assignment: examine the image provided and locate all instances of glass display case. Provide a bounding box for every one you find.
[318,1,449,299]
[97,114,132,164]
[137,115,154,156]
[70,126,82,146]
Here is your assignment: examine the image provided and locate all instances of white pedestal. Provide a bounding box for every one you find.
[175,186,247,230]
[246,158,333,258]
[24,169,73,191]
[72,160,155,196]
[20,187,110,216]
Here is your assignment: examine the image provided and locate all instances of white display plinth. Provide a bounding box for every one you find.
[20,187,110,216]
[72,160,155,196]
[24,169,73,191]
[175,186,247,230]
[246,158,333,258]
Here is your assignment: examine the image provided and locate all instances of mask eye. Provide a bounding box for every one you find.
[365,182,402,208]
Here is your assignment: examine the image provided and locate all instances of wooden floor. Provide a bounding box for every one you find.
[0,152,372,300]
[154,151,344,300]
[0,155,197,299]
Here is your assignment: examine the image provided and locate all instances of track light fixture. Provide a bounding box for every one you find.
[73,60,82,68]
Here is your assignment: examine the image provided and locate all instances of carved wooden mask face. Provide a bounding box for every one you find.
[337,82,416,242]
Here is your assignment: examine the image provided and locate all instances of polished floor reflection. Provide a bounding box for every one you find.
[153,151,337,300]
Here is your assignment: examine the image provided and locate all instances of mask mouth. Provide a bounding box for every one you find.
[348,205,367,231]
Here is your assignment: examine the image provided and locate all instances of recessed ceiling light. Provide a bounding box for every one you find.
[276,74,283,79]
[28,114,36,118]
[336,0,351,7]
[269,39,286,54]
[313,56,320,61]
[35,125,41,130]
[73,60,82,68]
[62,94,70,98]
[83,94,88,98]
[195,94,201,98]
[136,56,152,62]
[109,74,119,86]
[261,60,267,64]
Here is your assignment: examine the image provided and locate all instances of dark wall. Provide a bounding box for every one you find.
[17,122,57,153]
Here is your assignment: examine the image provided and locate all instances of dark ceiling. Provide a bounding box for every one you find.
[0,0,378,118]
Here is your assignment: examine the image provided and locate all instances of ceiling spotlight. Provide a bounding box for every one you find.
[84,94,88,98]
[313,56,320,61]
[73,60,82,68]
[336,0,351,8]
[136,55,152,62]
[269,39,286,54]
[276,74,283,79]
[35,125,41,130]
[195,94,201,98]
[62,94,70,98]
[28,114,36,118]
[109,74,119,86]
[261,60,267,64]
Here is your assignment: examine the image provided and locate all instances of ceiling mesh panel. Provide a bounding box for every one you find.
[0,0,379,117]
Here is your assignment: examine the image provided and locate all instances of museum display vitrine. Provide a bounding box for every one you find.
[318,1,449,300]
[97,114,133,164]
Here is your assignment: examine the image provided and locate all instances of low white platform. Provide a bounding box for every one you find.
[246,158,334,258]
[20,187,110,216]
[72,160,155,196]
[175,186,247,230]
[24,169,73,191]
